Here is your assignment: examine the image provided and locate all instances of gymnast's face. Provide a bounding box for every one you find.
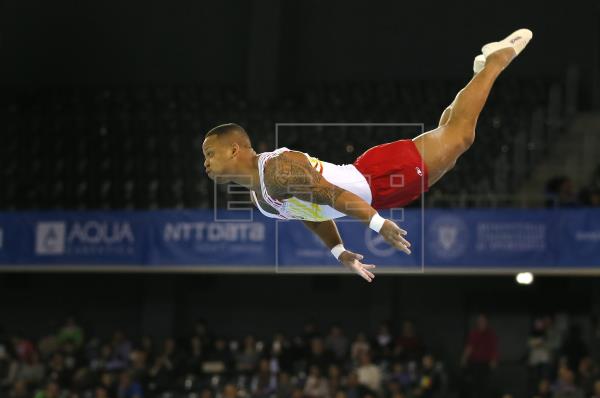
[202,134,237,183]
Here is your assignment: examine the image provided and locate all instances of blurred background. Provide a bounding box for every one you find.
[1,1,600,398]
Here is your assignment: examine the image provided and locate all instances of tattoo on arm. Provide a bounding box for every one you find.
[263,153,344,206]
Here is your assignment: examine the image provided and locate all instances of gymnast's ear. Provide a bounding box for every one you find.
[230,142,240,159]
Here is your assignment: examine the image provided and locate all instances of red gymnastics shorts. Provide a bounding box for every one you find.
[353,139,429,209]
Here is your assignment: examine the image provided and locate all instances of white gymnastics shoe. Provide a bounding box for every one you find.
[473,54,486,73]
[481,28,533,58]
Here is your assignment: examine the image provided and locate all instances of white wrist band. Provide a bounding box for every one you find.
[330,244,346,260]
[369,213,385,233]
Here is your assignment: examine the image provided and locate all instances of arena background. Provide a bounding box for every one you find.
[1,1,600,398]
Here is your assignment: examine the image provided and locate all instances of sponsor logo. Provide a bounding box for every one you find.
[35,222,66,255]
[163,222,265,242]
[575,231,600,242]
[510,36,522,44]
[67,221,134,245]
[163,222,266,256]
[416,167,423,177]
[428,215,469,259]
[35,221,135,256]
[476,222,545,251]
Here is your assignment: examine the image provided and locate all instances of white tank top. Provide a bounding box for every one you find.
[251,147,372,221]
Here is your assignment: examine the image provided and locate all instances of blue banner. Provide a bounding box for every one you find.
[0,209,599,270]
[146,211,275,266]
[278,209,424,269]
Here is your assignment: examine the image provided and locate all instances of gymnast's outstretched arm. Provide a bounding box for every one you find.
[263,151,411,255]
[302,219,376,282]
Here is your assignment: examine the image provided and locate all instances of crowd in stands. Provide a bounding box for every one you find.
[545,165,600,207]
[3,312,600,398]
[458,313,600,398]
[0,318,447,398]
[526,314,600,398]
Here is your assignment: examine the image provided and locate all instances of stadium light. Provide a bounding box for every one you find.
[516,272,534,285]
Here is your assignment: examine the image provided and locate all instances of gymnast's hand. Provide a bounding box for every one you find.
[379,219,412,254]
[338,250,376,283]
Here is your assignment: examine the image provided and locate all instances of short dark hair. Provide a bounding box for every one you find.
[205,123,252,148]
[205,123,247,138]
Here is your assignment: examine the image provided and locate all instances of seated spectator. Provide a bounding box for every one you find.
[533,378,551,398]
[356,352,381,394]
[111,331,132,366]
[576,356,597,396]
[8,379,28,398]
[61,341,82,376]
[543,315,565,362]
[389,393,406,398]
[46,353,69,387]
[72,366,94,394]
[307,338,335,372]
[350,333,370,365]
[222,383,239,398]
[560,324,588,371]
[203,338,233,374]
[276,371,294,398]
[301,321,321,355]
[587,164,600,204]
[578,186,600,206]
[137,336,154,366]
[394,321,423,362]
[591,380,600,398]
[199,387,214,398]
[544,176,578,207]
[552,367,584,398]
[304,364,330,398]
[38,335,59,361]
[91,344,126,373]
[590,317,600,365]
[373,321,394,362]
[418,354,444,398]
[384,380,403,398]
[13,350,45,386]
[325,326,349,362]
[192,319,214,348]
[129,349,148,389]
[290,386,304,398]
[148,338,180,393]
[344,371,370,398]
[185,335,204,373]
[270,333,293,373]
[117,370,143,398]
[327,364,343,396]
[389,362,415,391]
[57,317,84,348]
[98,372,117,398]
[250,358,277,398]
[236,335,260,374]
[95,386,110,398]
[33,381,60,398]
[528,317,552,385]
[11,334,34,364]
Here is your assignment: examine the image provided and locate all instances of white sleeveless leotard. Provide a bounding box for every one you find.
[251,147,372,221]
